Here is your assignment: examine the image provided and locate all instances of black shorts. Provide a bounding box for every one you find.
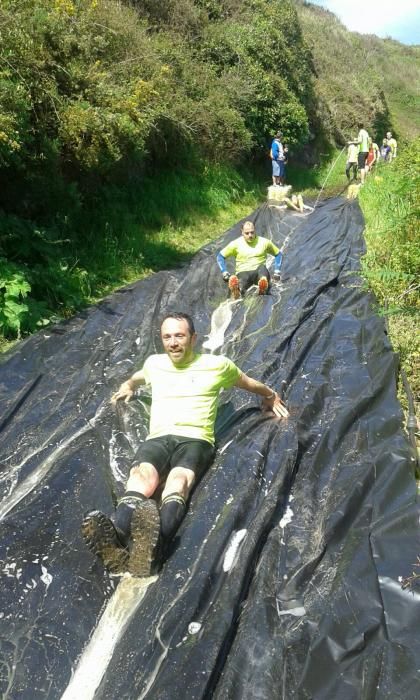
[132,435,215,481]
[358,151,368,169]
[237,264,270,292]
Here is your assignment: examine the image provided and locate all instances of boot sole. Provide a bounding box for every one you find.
[228,275,241,300]
[82,510,129,574]
[258,278,268,295]
[128,500,161,577]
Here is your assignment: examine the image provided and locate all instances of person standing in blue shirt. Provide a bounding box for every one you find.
[270,132,285,186]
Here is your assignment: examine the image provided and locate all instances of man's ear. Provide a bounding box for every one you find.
[191,332,198,347]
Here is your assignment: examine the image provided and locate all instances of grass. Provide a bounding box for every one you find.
[0,161,265,354]
[358,142,419,414]
[287,147,348,197]
[74,163,266,301]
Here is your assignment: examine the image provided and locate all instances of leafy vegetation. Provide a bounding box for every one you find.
[0,0,418,352]
[0,0,315,339]
[359,139,420,403]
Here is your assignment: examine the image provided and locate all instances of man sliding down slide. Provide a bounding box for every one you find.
[82,312,289,577]
[216,220,283,300]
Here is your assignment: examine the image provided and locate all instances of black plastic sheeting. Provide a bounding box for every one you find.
[0,197,419,699]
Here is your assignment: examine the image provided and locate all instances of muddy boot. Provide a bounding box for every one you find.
[228,275,241,300]
[82,510,129,575]
[258,276,269,295]
[128,498,161,577]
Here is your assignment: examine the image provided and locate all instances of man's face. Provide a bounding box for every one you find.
[242,223,256,243]
[161,318,197,365]
[386,132,392,139]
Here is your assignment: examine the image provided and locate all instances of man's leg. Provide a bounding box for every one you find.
[159,466,195,542]
[279,161,285,185]
[82,462,160,574]
[82,437,170,575]
[358,153,367,184]
[156,438,214,564]
[284,196,300,212]
[126,463,162,576]
[345,163,351,181]
[297,194,304,213]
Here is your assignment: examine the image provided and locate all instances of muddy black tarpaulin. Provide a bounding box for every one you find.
[0,198,419,699]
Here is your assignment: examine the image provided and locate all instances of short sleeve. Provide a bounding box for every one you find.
[220,240,238,259]
[141,356,153,385]
[219,357,242,389]
[266,240,280,256]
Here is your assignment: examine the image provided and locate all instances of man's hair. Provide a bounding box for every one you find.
[161,312,195,336]
[242,220,255,231]
[275,132,282,139]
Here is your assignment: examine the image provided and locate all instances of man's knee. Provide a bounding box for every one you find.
[164,466,195,499]
[128,462,159,491]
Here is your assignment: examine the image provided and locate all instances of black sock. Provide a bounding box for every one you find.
[112,491,147,541]
[160,494,187,541]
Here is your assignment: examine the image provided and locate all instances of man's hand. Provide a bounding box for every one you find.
[222,271,230,282]
[262,391,289,418]
[111,381,135,404]
[273,270,281,282]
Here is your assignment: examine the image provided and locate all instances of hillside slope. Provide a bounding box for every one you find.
[295,0,420,143]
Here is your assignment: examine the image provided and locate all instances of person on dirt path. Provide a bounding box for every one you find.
[386,131,397,159]
[380,138,391,161]
[366,138,377,173]
[372,140,380,164]
[346,140,359,182]
[217,220,283,300]
[82,312,289,576]
[353,122,370,184]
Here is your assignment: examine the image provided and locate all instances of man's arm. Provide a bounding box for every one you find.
[111,370,147,404]
[216,252,228,275]
[234,372,289,418]
[217,242,236,279]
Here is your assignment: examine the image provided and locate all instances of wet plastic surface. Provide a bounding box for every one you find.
[0,198,419,699]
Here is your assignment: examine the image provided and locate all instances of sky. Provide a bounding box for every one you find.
[309,0,420,45]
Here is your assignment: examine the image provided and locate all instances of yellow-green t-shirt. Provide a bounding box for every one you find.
[388,138,397,157]
[142,353,242,445]
[358,128,370,153]
[220,235,280,274]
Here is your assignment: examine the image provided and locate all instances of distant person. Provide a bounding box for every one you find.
[386,131,397,159]
[380,138,391,161]
[268,185,313,214]
[270,132,285,186]
[354,122,370,184]
[372,140,380,163]
[217,220,282,299]
[346,140,359,181]
[366,138,377,172]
